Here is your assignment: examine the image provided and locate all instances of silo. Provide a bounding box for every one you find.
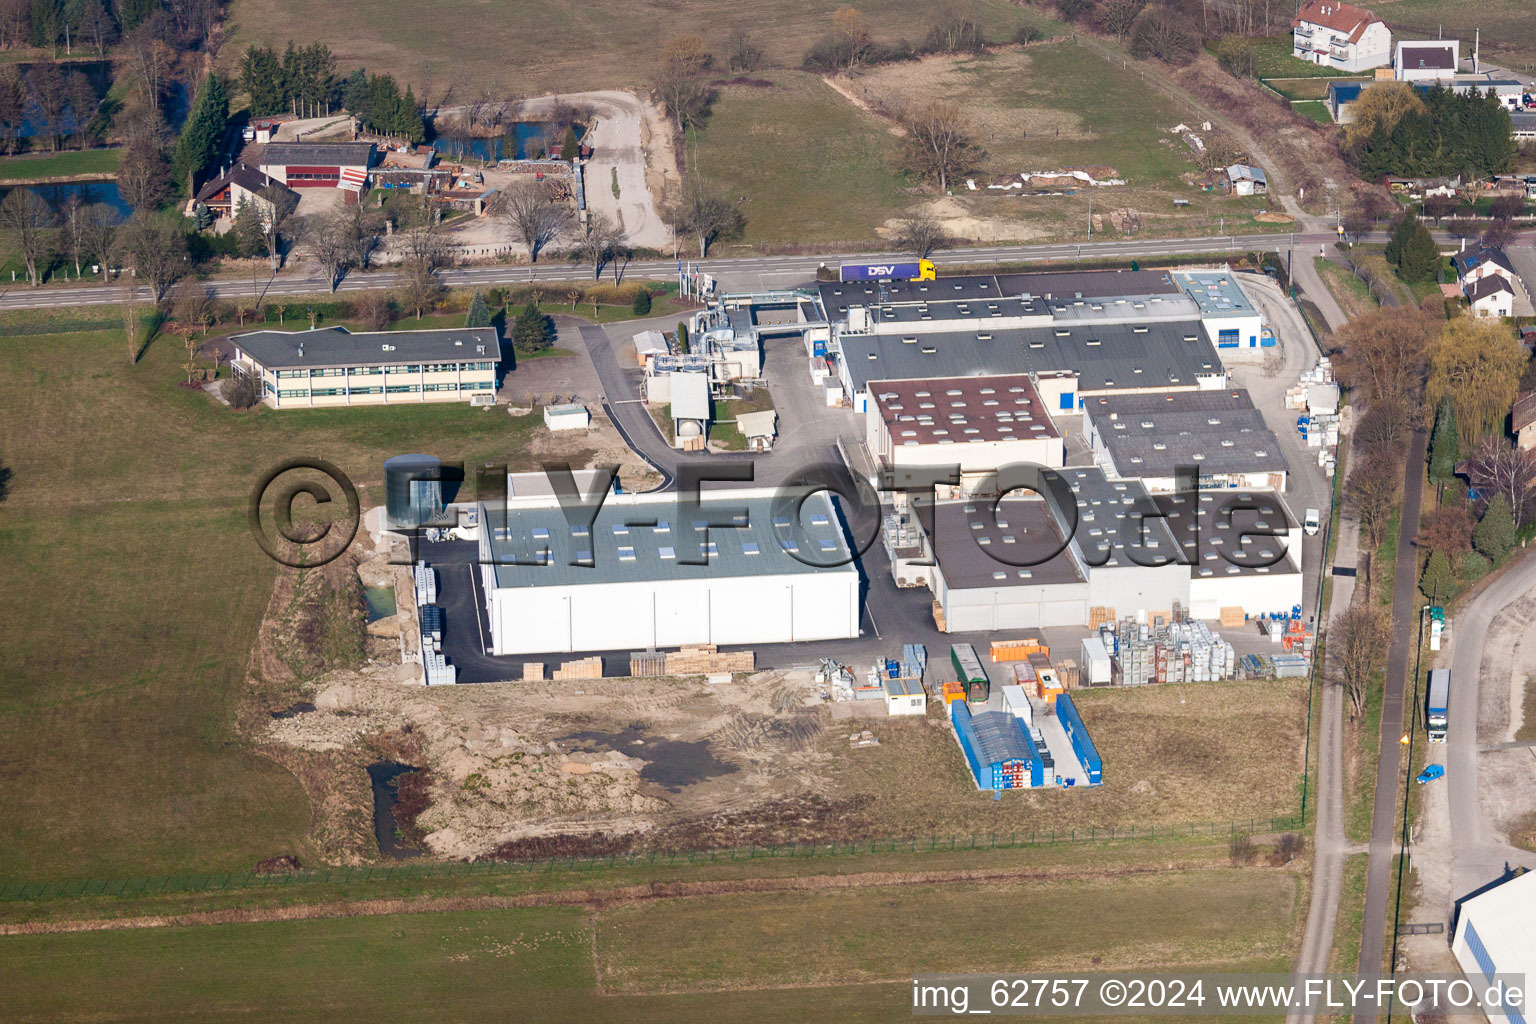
[384,454,443,528]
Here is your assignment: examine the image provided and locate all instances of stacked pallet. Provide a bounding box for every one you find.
[522,662,545,682]
[552,656,603,680]
[1219,606,1247,629]
[663,645,755,675]
[989,638,1048,662]
[1056,658,1080,689]
[628,650,667,676]
[1088,606,1116,629]
[932,600,947,632]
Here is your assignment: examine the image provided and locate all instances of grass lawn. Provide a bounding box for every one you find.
[1376,0,1536,64]
[1236,35,1358,80]
[1293,101,1333,125]
[1314,257,1378,320]
[0,865,1298,1020]
[1326,853,1370,974]
[689,71,916,248]
[830,679,1308,837]
[1520,674,1536,743]
[0,321,546,881]
[709,387,774,451]
[0,148,122,182]
[222,0,1050,99]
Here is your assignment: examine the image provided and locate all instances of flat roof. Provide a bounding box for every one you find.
[234,326,499,369]
[259,141,377,166]
[838,319,1222,397]
[1161,488,1301,579]
[996,269,1182,300]
[816,269,1183,320]
[870,374,1059,447]
[924,498,1085,589]
[1053,467,1182,570]
[1084,389,1289,478]
[1174,271,1258,318]
[483,489,856,589]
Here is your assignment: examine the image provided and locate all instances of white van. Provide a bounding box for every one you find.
[1304,508,1320,536]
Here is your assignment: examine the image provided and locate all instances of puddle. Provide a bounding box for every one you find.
[366,761,422,859]
[560,726,737,792]
[363,585,396,623]
[270,702,316,719]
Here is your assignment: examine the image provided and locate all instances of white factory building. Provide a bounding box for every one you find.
[1082,389,1290,492]
[1173,271,1270,360]
[1452,868,1536,1024]
[477,476,860,655]
[889,467,1303,630]
[865,374,1065,499]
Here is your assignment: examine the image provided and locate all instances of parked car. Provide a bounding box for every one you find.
[1416,764,1445,785]
[1304,508,1320,536]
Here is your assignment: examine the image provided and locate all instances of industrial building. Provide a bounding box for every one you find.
[1173,271,1270,358]
[865,374,1065,498]
[888,467,1302,629]
[476,482,860,655]
[229,326,500,408]
[813,270,1231,413]
[1081,389,1290,492]
[950,701,1045,790]
[1452,868,1536,1024]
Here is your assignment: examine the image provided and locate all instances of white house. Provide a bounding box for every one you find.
[1466,276,1516,319]
[1395,40,1458,81]
[1452,246,1518,290]
[1291,0,1391,72]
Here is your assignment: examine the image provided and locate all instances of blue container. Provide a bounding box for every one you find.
[1055,693,1103,785]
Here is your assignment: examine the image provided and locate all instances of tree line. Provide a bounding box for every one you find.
[240,41,425,142]
[1345,82,1515,181]
[0,60,100,152]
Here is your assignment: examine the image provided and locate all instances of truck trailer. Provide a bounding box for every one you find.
[1427,668,1450,742]
[838,259,937,282]
[951,643,990,704]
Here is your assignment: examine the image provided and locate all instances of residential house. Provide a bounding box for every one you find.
[1291,0,1392,72]
[190,165,299,222]
[1465,275,1515,318]
[1394,40,1458,81]
[1226,164,1268,196]
[1452,246,1518,290]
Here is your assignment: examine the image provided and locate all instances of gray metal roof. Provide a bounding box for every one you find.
[870,374,1058,446]
[1053,467,1182,570]
[956,704,1039,767]
[1084,389,1289,479]
[1467,275,1515,301]
[817,269,1183,320]
[258,141,376,167]
[1162,489,1301,579]
[838,319,1222,396]
[923,498,1085,589]
[484,490,857,589]
[1174,271,1258,318]
[233,326,500,369]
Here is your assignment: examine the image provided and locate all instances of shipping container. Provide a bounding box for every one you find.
[1055,693,1102,785]
[838,259,936,282]
[1080,636,1112,685]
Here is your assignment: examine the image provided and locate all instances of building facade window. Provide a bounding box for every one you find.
[385,385,420,394]
[278,388,309,398]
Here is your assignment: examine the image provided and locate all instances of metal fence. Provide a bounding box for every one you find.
[0,816,1301,903]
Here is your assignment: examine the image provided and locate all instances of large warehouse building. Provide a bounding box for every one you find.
[1452,868,1536,1024]
[1081,389,1290,492]
[258,141,376,196]
[865,374,1065,498]
[476,484,861,655]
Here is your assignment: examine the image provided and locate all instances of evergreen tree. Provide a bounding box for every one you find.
[339,69,368,115]
[1399,219,1440,283]
[676,321,689,353]
[465,291,491,328]
[1428,398,1460,484]
[1419,549,1455,602]
[172,75,229,195]
[560,127,579,161]
[398,87,425,144]
[1384,212,1416,267]
[510,301,552,354]
[233,197,267,258]
[631,288,651,315]
[240,45,286,116]
[118,0,161,32]
[1473,494,1517,563]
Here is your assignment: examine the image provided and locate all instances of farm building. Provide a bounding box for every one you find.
[229,326,499,409]
[476,485,860,656]
[1081,389,1290,492]
[950,701,1044,790]
[865,374,1064,499]
[258,142,376,197]
[1291,0,1391,72]
[1451,867,1536,1024]
[1225,164,1267,196]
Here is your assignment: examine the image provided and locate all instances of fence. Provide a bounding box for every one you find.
[0,816,1301,903]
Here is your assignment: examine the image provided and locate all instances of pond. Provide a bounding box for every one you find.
[0,179,130,217]
[363,585,396,623]
[366,760,422,860]
[559,725,737,792]
[430,121,583,163]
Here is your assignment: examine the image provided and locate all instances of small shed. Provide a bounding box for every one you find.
[951,701,1044,790]
[1226,164,1268,196]
[543,403,590,431]
[632,330,668,366]
[882,676,926,716]
[736,409,778,451]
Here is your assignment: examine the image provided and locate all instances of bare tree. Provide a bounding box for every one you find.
[253,185,299,272]
[78,202,119,282]
[0,188,56,286]
[304,209,354,292]
[578,210,624,280]
[723,27,764,71]
[1097,0,1146,41]
[891,209,949,257]
[122,294,142,365]
[1465,436,1536,525]
[395,199,453,276]
[924,1,985,53]
[1331,603,1391,720]
[122,25,174,114]
[354,291,396,331]
[899,101,980,193]
[397,265,445,320]
[663,177,743,258]
[117,138,172,211]
[1349,452,1401,551]
[343,203,384,270]
[114,212,187,301]
[498,180,570,263]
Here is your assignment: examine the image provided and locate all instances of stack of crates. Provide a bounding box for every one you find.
[940,681,967,705]
[424,650,456,685]
[419,604,443,652]
[413,561,436,607]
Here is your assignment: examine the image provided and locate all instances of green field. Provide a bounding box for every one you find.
[0,320,545,881]
[0,148,122,182]
[223,0,1048,98]
[1293,101,1333,125]
[689,71,916,247]
[0,866,1299,1021]
[1375,0,1536,65]
[1239,36,1357,80]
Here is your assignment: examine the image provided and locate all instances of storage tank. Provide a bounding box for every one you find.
[384,453,443,529]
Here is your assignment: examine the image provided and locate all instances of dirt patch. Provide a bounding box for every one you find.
[879,196,1053,246]
[821,75,906,137]
[1255,212,1295,224]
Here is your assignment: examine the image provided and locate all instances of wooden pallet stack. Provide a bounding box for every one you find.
[932,599,947,632]
[522,662,545,682]
[1088,606,1116,629]
[663,645,755,675]
[552,656,603,680]
[1219,606,1247,629]
[628,650,667,676]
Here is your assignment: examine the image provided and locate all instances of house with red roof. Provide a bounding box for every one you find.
[1292,0,1391,72]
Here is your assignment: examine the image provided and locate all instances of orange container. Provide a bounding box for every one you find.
[941,681,967,704]
[990,639,1048,662]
